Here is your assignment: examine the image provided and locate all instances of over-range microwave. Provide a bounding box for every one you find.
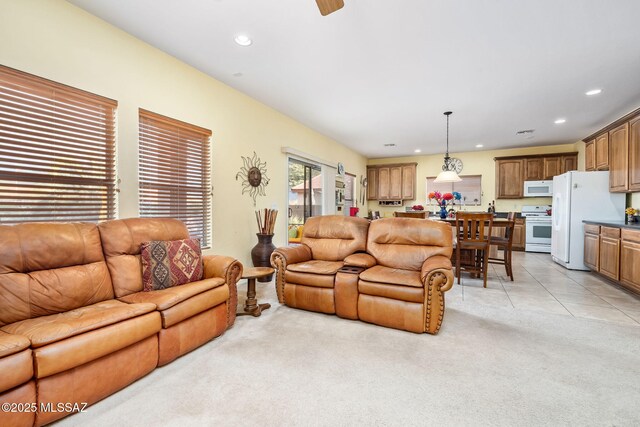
[523,180,553,197]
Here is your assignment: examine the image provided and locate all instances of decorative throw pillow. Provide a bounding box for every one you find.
[288,226,298,239]
[140,238,203,291]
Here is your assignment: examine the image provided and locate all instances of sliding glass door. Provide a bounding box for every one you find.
[288,159,322,227]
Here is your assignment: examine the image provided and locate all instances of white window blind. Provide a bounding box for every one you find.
[138,109,212,247]
[426,175,482,206]
[0,65,117,223]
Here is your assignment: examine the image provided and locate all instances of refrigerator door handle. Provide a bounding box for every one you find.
[553,192,562,230]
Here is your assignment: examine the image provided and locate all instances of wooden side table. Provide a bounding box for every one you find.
[238,267,274,317]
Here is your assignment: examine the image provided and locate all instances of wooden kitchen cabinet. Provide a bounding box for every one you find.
[388,166,402,199]
[366,167,378,200]
[595,133,609,170]
[608,122,629,192]
[377,167,391,200]
[401,163,416,200]
[584,223,640,295]
[512,218,526,251]
[367,163,417,201]
[628,114,640,192]
[495,152,576,199]
[524,158,544,181]
[620,229,640,293]
[495,159,524,199]
[561,154,578,173]
[585,140,596,171]
[543,157,562,179]
[583,224,600,271]
[584,133,609,171]
[599,227,621,281]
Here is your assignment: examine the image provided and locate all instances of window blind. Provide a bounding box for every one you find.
[0,65,117,223]
[138,109,212,247]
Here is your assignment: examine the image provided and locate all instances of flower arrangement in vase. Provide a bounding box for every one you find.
[428,191,462,219]
[625,207,637,224]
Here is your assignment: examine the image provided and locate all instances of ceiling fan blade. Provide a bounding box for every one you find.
[316,0,344,16]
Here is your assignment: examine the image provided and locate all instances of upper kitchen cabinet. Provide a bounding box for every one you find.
[495,152,577,199]
[401,163,416,200]
[595,133,609,170]
[562,154,578,173]
[367,166,378,200]
[583,107,640,192]
[585,140,595,171]
[585,134,609,171]
[543,157,562,179]
[377,166,391,200]
[629,114,640,191]
[609,122,629,192]
[495,159,524,199]
[524,158,544,181]
[367,163,417,201]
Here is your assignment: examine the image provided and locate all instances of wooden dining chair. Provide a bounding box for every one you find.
[488,212,515,281]
[454,212,494,287]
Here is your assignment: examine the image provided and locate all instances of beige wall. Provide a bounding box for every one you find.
[0,0,367,266]
[368,141,584,217]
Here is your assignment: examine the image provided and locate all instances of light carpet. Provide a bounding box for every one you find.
[58,285,640,427]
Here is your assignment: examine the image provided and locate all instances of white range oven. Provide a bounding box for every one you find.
[522,205,552,253]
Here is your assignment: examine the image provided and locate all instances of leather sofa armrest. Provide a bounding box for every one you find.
[203,255,243,283]
[343,253,377,268]
[202,255,243,328]
[270,245,312,268]
[421,255,454,292]
[270,245,312,303]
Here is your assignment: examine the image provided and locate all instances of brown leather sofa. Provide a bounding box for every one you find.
[0,219,241,426]
[0,332,35,427]
[97,218,242,366]
[270,215,370,314]
[271,216,454,334]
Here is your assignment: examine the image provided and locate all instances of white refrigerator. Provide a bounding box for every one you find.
[551,171,625,270]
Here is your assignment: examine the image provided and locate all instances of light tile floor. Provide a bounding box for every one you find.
[448,251,640,326]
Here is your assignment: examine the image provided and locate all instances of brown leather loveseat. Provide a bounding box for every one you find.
[0,218,241,426]
[271,216,454,334]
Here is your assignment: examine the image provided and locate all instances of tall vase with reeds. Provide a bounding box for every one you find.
[251,209,278,282]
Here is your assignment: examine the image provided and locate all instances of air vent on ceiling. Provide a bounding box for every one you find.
[516,129,535,135]
[384,143,396,147]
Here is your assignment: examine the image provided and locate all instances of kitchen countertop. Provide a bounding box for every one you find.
[423,211,524,219]
[583,220,640,230]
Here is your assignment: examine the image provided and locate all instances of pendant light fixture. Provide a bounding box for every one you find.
[434,111,462,183]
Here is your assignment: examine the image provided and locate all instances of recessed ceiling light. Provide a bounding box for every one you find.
[414,149,421,153]
[586,89,602,96]
[475,144,483,148]
[234,34,252,46]
[554,118,566,124]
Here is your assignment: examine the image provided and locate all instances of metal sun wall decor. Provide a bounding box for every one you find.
[236,151,270,206]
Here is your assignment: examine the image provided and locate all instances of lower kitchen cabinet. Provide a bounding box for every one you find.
[583,223,640,295]
[620,229,640,293]
[512,218,525,251]
[599,235,620,281]
[583,224,600,270]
